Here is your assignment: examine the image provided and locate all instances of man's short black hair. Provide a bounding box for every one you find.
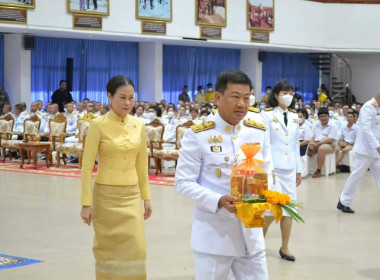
[318,107,329,117]
[215,70,252,94]
[59,80,66,85]
[268,80,295,108]
[207,83,213,87]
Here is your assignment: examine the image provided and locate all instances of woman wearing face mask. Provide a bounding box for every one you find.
[261,80,302,262]
[297,108,312,177]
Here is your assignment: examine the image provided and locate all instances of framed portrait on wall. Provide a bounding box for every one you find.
[67,0,109,16]
[247,0,274,31]
[136,0,172,22]
[0,0,35,9]
[196,0,226,27]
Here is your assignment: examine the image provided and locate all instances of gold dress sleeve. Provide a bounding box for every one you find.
[81,121,101,206]
[135,123,150,200]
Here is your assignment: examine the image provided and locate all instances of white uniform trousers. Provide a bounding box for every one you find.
[340,153,380,206]
[194,250,268,280]
[271,169,297,217]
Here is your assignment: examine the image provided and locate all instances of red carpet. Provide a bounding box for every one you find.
[0,161,174,187]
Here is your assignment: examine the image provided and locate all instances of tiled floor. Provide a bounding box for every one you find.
[0,170,379,280]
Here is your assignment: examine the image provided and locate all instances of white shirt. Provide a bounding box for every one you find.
[340,123,358,144]
[299,121,312,141]
[312,122,339,143]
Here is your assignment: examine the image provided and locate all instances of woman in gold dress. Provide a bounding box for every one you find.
[81,75,152,280]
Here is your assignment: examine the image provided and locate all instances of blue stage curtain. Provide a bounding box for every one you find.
[82,40,139,104]
[31,37,139,105]
[262,52,319,103]
[163,45,240,105]
[31,37,83,104]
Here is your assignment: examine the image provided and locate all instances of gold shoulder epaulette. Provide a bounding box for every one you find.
[191,121,215,133]
[371,101,378,108]
[243,119,266,131]
[249,107,260,113]
[211,108,218,115]
[288,108,297,113]
[264,107,273,111]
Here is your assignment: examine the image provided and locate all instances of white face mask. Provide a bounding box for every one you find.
[200,116,206,122]
[249,95,255,106]
[147,112,155,120]
[351,105,356,110]
[64,108,68,113]
[208,88,213,92]
[279,95,293,107]
[298,117,304,124]
[167,111,174,118]
[185,110,190,115]
[306,109,311,115]
[295,104,299,110]
[328,111,334,117]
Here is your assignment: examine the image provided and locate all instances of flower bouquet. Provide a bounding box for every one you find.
[235,190,305,228]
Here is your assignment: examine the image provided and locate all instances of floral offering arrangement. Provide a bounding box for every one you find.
[231,143,304,228]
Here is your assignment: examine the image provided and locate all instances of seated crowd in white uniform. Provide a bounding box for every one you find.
[0,87,360,173]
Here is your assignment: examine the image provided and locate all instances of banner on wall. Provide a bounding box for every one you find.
[0,6,27,24]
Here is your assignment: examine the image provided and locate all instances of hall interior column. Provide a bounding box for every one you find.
[138,42,163,103]
[4,34,31,108]
[240,49,262,102]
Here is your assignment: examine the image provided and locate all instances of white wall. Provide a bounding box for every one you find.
[1,0,380,51]
[341,53,380,103]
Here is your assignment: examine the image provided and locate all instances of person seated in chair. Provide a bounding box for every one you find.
[297,108,311,156]
[308,107,339,178]
[335,112,357,169]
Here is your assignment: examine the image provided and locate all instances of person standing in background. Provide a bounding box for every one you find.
[51,80,73,113]
[0,84,9,115]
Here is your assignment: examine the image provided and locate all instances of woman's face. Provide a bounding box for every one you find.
[108,85,135,118]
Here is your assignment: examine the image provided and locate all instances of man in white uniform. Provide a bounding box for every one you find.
[175,70,271,280]
[338,92,380,213]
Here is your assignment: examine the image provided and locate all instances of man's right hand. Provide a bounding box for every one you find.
[377,146,380,155]
[218,195,237,214]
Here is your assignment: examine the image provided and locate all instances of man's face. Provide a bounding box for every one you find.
[14,107,21,115]
[100,106,107,115]
[95,103,101,112]
[47,105,52,114]
[178,107,185,117]
[215,83,250,125]
[342,105,349,116]
[37,102,43,110]
[67,103,74,113]
[144,103,150,111]
[83,100,89,105]
[315,102,321,109]
[136,107,144,116]
[31,103,38,113]
[60,82,67,91]
[183,87,188,93]
[190,110,198,119]
[87,103,94,113]
[319,114,329,126]
[346,114,354,124]
[78,103,84,112]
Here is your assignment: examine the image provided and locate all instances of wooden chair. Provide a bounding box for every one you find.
[152,120,193,175]
[1,115,41,162]
[55,113,97,168]
[145,118,165,169]
[0,114,15,161]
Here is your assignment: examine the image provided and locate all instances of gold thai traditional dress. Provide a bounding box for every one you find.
[81,110,150,280]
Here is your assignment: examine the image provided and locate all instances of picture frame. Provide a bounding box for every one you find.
[247,0,274,31]
[200,26,221,40]
[73,14,102,30]
[196,0,226,27]
[0,6,27,24]
[0,0,35,9]
[250,30,269,43]
[67,0,109,16]
[141,20,166,35]
[136,0,172,22]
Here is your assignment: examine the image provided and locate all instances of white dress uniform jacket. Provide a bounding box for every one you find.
[352,98,380,158]
[175,112,273,257]
[261,107,302,172]
[66,111,80,134]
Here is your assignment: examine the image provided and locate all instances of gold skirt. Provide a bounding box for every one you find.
[92,183,146,280]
